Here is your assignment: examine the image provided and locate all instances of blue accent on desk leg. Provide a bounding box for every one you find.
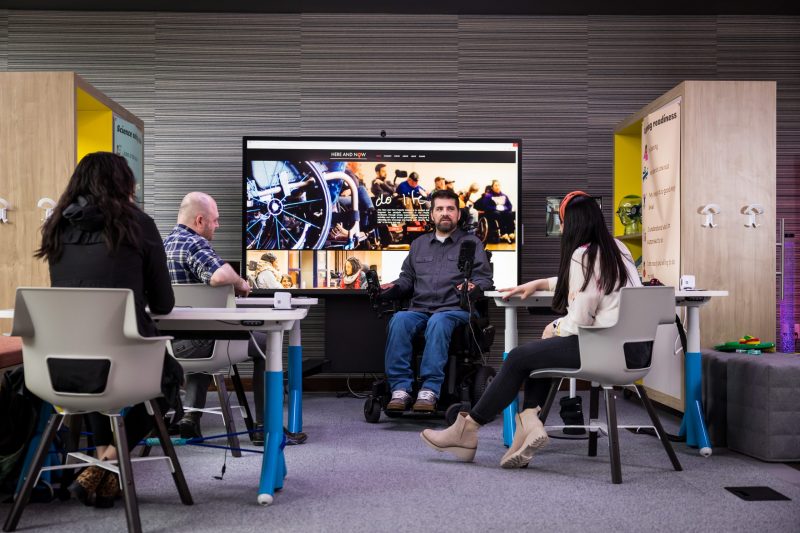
[288,345,303,433]
[501,351,518,448]
[258,371,286,497]
[681,351,711,451]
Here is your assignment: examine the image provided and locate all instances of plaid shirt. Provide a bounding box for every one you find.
[163,224,225,284]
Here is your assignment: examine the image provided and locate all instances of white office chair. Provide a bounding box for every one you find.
[532,286,683,484]
[3,288,192,533]
[169,284,254,456]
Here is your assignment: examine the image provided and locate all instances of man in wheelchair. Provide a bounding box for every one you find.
[372,189,494,414]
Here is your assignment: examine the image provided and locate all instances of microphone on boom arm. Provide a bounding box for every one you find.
[458,239,477,310]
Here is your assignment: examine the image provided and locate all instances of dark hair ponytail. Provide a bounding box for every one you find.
[36,152,141,261]
[552,195,632,314]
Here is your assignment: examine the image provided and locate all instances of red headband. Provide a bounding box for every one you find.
[559,190,590,221]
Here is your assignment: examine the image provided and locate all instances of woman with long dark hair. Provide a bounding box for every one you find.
[36,152,178,506]
[421,191,640,468]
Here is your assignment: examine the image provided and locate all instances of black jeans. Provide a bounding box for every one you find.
[469,335,581,425]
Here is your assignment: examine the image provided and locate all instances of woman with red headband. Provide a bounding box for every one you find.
[421,190,641,467]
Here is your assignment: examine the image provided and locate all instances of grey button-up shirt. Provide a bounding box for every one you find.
[393,229,494,313]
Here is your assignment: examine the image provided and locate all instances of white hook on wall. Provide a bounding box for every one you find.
[37,197,56,221]
[0,198,9,223]
[697,204,721,228]
[741,204,765,228]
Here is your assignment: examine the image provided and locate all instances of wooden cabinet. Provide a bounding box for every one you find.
[0,72,144,331]
[614,81,776,410]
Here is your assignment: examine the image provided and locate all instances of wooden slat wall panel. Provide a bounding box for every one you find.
[458,16,588,352]
[5,11,156,207]
[717,16,800,342]
[154,13,301,253]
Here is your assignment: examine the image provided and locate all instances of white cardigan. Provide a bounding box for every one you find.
[547,240,641,337]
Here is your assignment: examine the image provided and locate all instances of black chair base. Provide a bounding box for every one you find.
[3,400,192,533]
[539,379,682,484]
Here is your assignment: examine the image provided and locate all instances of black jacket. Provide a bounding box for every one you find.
[48,198,174,337]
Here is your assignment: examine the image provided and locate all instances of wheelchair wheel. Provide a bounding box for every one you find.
[471,365,496,404]
[445,402,467,426]
[246,160,332,250]
[364,398,381,423]
[476,216,490,243]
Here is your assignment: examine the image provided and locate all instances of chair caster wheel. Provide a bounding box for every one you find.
[257,493,274,506]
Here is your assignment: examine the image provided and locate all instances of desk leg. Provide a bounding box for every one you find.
[502,307,519,448]
[287,321,303,433]
[678,305,712,457]
[258,330,287,506]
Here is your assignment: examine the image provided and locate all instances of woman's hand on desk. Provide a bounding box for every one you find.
[498,278,548,300]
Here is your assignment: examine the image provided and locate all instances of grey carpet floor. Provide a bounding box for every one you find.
[2,392,799,533]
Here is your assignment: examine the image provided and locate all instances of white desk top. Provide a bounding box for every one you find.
[484,291,554,307]
[236,297,319,307]
[675,290,728,298]
[152,307,307,332]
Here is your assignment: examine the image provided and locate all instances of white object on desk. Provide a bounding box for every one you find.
[272,292,292,310]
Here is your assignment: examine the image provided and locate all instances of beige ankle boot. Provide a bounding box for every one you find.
[500,407,549,469]
[420,412,479,462]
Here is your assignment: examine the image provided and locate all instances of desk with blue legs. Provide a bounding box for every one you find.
[487,290,728,457]
[484,291,554,447]
[674,290,728,457]
[235,297,318,434]
[152,306,307,506]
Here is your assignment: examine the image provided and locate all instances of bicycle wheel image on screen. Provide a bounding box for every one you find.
[246,161,333,250]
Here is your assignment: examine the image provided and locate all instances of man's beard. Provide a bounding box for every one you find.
[435,218,455,232]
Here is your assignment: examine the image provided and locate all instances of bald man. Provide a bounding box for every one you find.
[163,192,263,441]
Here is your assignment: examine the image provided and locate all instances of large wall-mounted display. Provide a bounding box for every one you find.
[242,138,521,293]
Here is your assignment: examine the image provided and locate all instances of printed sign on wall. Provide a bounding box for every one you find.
[641,98,681,287]
[113,115,144,204]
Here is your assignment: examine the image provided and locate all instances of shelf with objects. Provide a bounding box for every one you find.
[0,72,145,333]
[613,80,776,413]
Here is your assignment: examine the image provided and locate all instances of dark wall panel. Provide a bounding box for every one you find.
[300,14,459,137]
[153,13,302,255]
[458,16,589,344]
[5,11,156,206]
[0,11,7,70]
[1,11,798,370]
[587,16,718,224]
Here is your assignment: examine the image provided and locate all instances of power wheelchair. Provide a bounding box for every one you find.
[362,269,497,426]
